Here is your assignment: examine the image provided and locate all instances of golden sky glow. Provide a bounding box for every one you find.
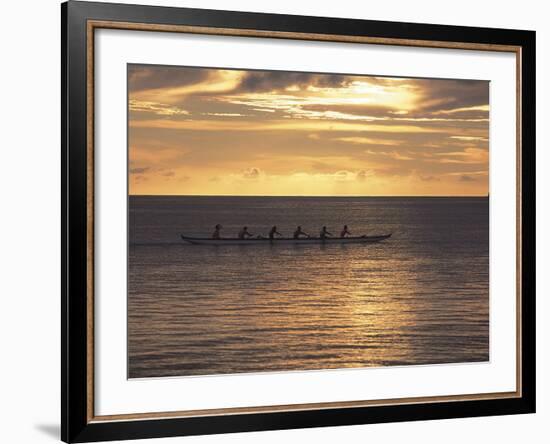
[128,65,489,196]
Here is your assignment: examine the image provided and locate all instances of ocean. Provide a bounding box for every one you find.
[128,196,489,378]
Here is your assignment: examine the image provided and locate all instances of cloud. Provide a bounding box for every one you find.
[128,65,210,92]
[239,169,368,183]
[415,79,489,113]
[213,78,487,126]
[334,170,355,181]
[356,170,371,181]
[303,104,398,120]
[365,150,414,161]
[130,69,244,104]
[130,166,185,182]
[130,118,444,134]
[129,167,150,174]
[202,112,248,117]
[129,100,189,116]
[129,145,188,166]
[449,135,488,142]
[420,175,441,182]
[130,66,489,127]
[242,167,262,179]
[133,175,148,183]
[128,66,489,196]
[336,136,400,146]
[161,170,176,178]
[433,147,488,164]
[235,71,349,93]
[373,166,414,177]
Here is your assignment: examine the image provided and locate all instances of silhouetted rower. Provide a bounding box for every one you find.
[212,224,222,239]
[320,226,333,239]
[340,225,351,237]
[269,226,282,239]
[238,226,254,239]
[293,226,309,239]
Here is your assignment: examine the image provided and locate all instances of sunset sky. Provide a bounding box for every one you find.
[128,64,489,196]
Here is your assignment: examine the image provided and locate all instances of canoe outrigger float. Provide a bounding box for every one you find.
[180,233,392,246]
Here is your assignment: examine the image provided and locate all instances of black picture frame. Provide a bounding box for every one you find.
[62,1,536,442]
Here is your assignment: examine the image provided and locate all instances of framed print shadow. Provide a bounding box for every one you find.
[61,1,536,442]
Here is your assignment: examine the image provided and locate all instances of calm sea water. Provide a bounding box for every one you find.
[128,196,489,378]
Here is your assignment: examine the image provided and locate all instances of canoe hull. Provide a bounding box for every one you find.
[180,234,392,245]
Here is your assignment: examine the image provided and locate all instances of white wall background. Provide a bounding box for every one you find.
[0,0,546,443]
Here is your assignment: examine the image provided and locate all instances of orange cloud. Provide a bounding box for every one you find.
[128,65,489,196]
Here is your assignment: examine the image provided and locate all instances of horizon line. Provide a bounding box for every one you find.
[128,194,489,198]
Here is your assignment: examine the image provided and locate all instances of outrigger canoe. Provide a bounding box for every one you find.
[180,233,392,246]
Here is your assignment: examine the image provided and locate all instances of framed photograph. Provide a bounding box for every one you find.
[62,1,536,442]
